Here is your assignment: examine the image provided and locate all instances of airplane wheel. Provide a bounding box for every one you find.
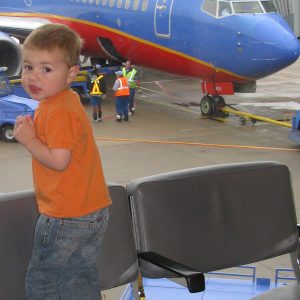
[2,125,16,142]
[211,95,225,108]
[250,118,257,124]
[211,95,225,117]
[200,96,213,116]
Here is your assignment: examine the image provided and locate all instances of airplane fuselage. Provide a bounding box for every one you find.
[0,0,299,86]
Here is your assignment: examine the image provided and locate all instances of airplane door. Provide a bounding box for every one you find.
[154,0,174,38]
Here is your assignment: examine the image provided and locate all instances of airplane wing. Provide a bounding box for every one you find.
[0,16,50,41]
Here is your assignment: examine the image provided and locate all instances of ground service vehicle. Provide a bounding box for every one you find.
[0,67,38,142]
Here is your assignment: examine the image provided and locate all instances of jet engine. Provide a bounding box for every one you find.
[0,32,21,76]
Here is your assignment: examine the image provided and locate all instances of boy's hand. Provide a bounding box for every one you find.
[13,115,37,146]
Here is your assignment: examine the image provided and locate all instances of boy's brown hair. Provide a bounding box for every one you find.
[23,23,83,67]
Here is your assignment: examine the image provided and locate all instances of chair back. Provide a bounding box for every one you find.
[127,161,299,279]
[0,190,38,300]
[97,183,139,290]
[0,184,139,299]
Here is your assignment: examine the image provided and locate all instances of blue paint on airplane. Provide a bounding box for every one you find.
[0,0,298,113]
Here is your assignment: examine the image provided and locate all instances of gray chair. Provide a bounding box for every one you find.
[127,161,300,297]
[0,190,38,300]
[0,184,139,300]
[97,183,139,292]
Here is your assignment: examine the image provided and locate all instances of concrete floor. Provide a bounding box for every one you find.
[1,59,300,296]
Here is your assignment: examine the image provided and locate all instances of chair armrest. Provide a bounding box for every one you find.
[138,251,205,293]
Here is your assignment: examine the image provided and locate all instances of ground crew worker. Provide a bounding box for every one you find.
[122,60,138,114]
[89,65,107,123]
[113,71,130,122]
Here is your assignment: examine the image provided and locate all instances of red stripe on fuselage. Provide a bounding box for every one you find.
[8,13,248,83]
[66,20,246,82]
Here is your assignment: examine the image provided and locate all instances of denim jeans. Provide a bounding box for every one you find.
[115,96,129,118]
[25,208,109,300]
[128,88,136,111]
[90,95,102,106]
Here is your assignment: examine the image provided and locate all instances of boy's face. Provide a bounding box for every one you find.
[21,47,78,101]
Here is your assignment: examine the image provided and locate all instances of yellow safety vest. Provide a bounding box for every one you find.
[90,75,104,95]
[122,67,137,88]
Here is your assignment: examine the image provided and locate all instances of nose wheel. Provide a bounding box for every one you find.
[200,95,226,117]
[200,95,213,116]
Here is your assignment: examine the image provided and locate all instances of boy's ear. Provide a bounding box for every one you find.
[67,65,80,83]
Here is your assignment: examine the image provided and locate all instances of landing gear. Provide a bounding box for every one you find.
[200,96,213,116]
[200,95,226,117]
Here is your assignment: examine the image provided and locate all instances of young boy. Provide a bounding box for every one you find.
[13,23,112,299]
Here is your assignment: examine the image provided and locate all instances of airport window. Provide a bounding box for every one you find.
[232,1,263,14]
[202,0,217,16]
[133,0,139,10]
[109,0,114,7]
[125,0,130,9]
[218,1,232,16]
[261,0,277,13]
[117,0,122,8]
[141,0,148,11]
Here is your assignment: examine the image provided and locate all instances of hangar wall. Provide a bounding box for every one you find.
[273,0,300,38]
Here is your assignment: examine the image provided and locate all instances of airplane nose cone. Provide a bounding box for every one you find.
[240,15,299,79]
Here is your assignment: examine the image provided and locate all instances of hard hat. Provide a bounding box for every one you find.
[95,64,101,69]
[115,71,123,76]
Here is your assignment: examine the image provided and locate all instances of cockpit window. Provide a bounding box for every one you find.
[261,0,277,13]
[232,2,263,14]
[219,1,232,17]
[202,0,217,16]
[203,0,276,17]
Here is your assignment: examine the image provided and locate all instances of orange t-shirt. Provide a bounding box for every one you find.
[32,89,111,217]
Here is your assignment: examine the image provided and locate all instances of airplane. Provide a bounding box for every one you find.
[0,0,299,117]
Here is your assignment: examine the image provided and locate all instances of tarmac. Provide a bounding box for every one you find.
[1,58,300,294]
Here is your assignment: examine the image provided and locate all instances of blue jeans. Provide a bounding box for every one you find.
[25,208,109,300]
[91,95,103,106]
[115,96,129,118]
[129,88,136,111]
[91,95,103,120]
